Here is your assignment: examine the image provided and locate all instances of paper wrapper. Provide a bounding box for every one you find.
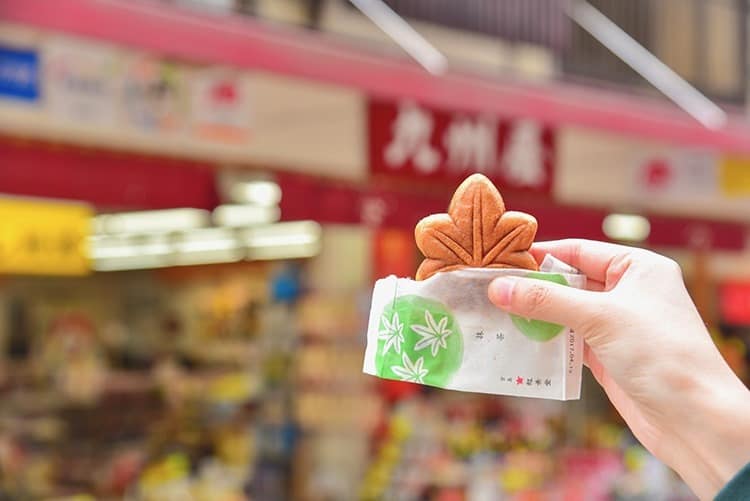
[363,256,586,400]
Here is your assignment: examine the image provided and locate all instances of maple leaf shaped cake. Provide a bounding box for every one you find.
[415,174,538,280]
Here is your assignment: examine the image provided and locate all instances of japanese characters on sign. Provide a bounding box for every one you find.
[0,197,92,276]
[369,100,555,193]
[43,38,121,126]
[121,55,187,134]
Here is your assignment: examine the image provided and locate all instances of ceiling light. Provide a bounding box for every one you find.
[94,208,210,235]
[568,0,726,129]
[173,227,244,266]
[213,204,281,227]
[602,214,651,242]
[242,221,322,260]
[90,234,172,271]
[89,221,320,271]
[228,180,282,206]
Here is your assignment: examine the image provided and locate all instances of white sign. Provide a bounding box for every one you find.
[43,37,120,126]
[634,149,718,197]
[121,55,186,134]
[190,68,252,144]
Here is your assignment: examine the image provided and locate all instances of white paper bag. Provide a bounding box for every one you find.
[363,256,586,400]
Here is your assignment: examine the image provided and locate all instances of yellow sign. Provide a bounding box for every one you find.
[720,156,750,197]
[0,197,92,276]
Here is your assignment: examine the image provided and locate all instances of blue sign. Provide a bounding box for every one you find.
[0,46,39,102]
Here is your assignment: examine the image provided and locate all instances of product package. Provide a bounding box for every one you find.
[363,255,586,400]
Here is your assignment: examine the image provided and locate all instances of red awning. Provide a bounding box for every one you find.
[3,0,750,154]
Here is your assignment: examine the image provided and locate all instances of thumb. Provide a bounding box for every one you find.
[488,276,602,331]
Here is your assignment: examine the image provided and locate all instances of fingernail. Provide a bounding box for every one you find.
[489,277,518,308]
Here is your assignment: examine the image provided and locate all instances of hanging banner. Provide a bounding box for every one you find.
[0,45,40,103]
[43,38,120,126]
[121,55,186,134]
[0,197,92,276]
[190,68,252,143]
[368,99,554,193]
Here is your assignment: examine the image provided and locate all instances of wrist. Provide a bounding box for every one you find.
[665,368,750,500]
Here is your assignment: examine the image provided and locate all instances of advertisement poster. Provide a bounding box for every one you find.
[43,38,120,126]
[0,45,40,103]
[190,68,251,144]
[190,68,252,144]
[121,55,187,134]
[633,149,718,198]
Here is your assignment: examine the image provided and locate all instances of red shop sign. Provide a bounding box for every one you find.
[368,99,554,193]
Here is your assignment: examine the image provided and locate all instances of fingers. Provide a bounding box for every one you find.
[488,275,604,330]
[586,279,606,292]
[530,239,637,284]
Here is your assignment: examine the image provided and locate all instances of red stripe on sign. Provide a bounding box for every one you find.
[0,136,219,210]
[276,172,746,251]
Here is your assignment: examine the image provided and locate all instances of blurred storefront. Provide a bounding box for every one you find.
[0,0,749,499]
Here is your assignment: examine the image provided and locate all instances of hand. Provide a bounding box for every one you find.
[487,239,750,500]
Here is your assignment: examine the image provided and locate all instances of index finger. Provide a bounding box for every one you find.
[530,239,638,283]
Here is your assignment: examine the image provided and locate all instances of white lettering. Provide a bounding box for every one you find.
[0,62,35,86]
[384,102,440,173]
[500,120,547,187]
[443,116,498,174]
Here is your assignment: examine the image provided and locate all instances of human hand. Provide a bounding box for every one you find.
[488,239,750,500]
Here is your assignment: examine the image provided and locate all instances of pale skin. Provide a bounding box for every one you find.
[487,239,750,501]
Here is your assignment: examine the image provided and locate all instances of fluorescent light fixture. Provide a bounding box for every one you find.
[602,214,651,242]
[90,234,172,271]
[173,227,244,266]
[228,180,282,206]
[568,0,726,129]
[213,204,281,227]
[242,221,322,260]
[90,221,320,271]
[91,228,243,270]
[349,0,448,75]
[94,208,210,235]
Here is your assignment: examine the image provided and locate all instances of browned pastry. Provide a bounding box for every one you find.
[415,174,538,280]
